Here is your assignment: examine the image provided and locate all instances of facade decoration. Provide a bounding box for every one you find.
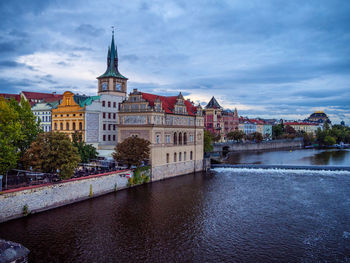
[118,89,205,181]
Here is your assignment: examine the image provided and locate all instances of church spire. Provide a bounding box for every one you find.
[97,29,127,80]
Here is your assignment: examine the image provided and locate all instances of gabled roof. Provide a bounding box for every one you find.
[141,92,198,116]
[21,91,62,100]
[205,96,222,109]
[0,93,21,102]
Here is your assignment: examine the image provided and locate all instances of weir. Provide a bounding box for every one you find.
[211,164,350,171]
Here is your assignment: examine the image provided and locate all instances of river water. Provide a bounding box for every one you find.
[0,149,350,262]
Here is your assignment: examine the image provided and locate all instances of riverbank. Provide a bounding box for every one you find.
[0,170,132,223]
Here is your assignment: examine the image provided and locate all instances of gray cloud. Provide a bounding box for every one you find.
[0,0,349,123]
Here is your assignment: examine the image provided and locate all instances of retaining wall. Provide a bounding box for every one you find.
[0,170,132,223]
[152,160,204,181]
[213,138,304,153]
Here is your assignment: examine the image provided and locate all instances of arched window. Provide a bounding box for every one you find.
[54,122,57,130]
[184,133,187,145]
[190,151,193,160]
[60,123,63,130]
[79,122,82,130]
[173,132,177,145]
[73,122,76,130]
[179,132,182,145]
[174,152,177,162]
[66,122,69,130]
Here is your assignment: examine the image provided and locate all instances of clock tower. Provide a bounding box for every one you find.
[97,31,128,96]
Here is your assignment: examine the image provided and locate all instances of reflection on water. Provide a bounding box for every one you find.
[226,149,350,166]
[1,169,350,262]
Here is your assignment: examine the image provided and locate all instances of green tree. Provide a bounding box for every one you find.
[227,130,245,141]
[285,125,296,134]
[203,130,214,153]
[272,124,283,139]
[113,136,150,168]
[22,132,80,179]
[303,132,315,146]
[0,98,22,174]
[72,131,98,163]
[323,135,336,146]
[9,98,41,156]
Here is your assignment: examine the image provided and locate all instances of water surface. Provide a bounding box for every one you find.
[1,167,350,262]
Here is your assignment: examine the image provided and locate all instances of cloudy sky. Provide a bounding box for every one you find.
[1,0,349,123]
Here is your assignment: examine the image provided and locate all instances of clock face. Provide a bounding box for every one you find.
[116,83,122,91]
[102,82,108,91]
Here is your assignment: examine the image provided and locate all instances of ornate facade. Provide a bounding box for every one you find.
[118,89,204,181]
[204,96,239,140]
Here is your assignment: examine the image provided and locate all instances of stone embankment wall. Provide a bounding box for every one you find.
[0,170,132,223]
[213,138,304,153]
[152,160,204,181]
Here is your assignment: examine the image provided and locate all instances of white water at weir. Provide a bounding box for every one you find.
[212,167,350,176]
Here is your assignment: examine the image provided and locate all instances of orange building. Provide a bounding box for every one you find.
[51,91,97,140]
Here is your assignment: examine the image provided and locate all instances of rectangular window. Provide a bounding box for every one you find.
[108,101,111,107]
[113,135,116,141]
[113,113,116,119]
[108,113,111,119]
[113,102,116,108]
[179,152,182,161]
[174,153,177,162]
[190,151,193,160]
[113,125,116,130]
[103,135,106,141]
[103,124,106,130]
[102,101,105,107]
[184,152,187,161]
[109,124,111,130]
[166,153,169,163]
[103,112,106,118]
[108,135,111,141]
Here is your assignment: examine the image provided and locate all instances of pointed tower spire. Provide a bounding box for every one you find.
[205,96,222,109]
[97,28,127,80]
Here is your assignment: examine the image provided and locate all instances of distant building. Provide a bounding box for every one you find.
[284,121,321,135]
[118,89,204,181]
[306,111,331,125]
[204,96,239,140]
[239,117,256,135]
[32,100,60,132]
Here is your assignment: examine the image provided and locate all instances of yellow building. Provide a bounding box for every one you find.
[52,91,99,140]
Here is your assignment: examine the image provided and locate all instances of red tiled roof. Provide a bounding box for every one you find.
[42,96,63,103]
[141,92,197,115]
[0,93,21,102]
[22,91,62,100]
[285,122,318,126]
